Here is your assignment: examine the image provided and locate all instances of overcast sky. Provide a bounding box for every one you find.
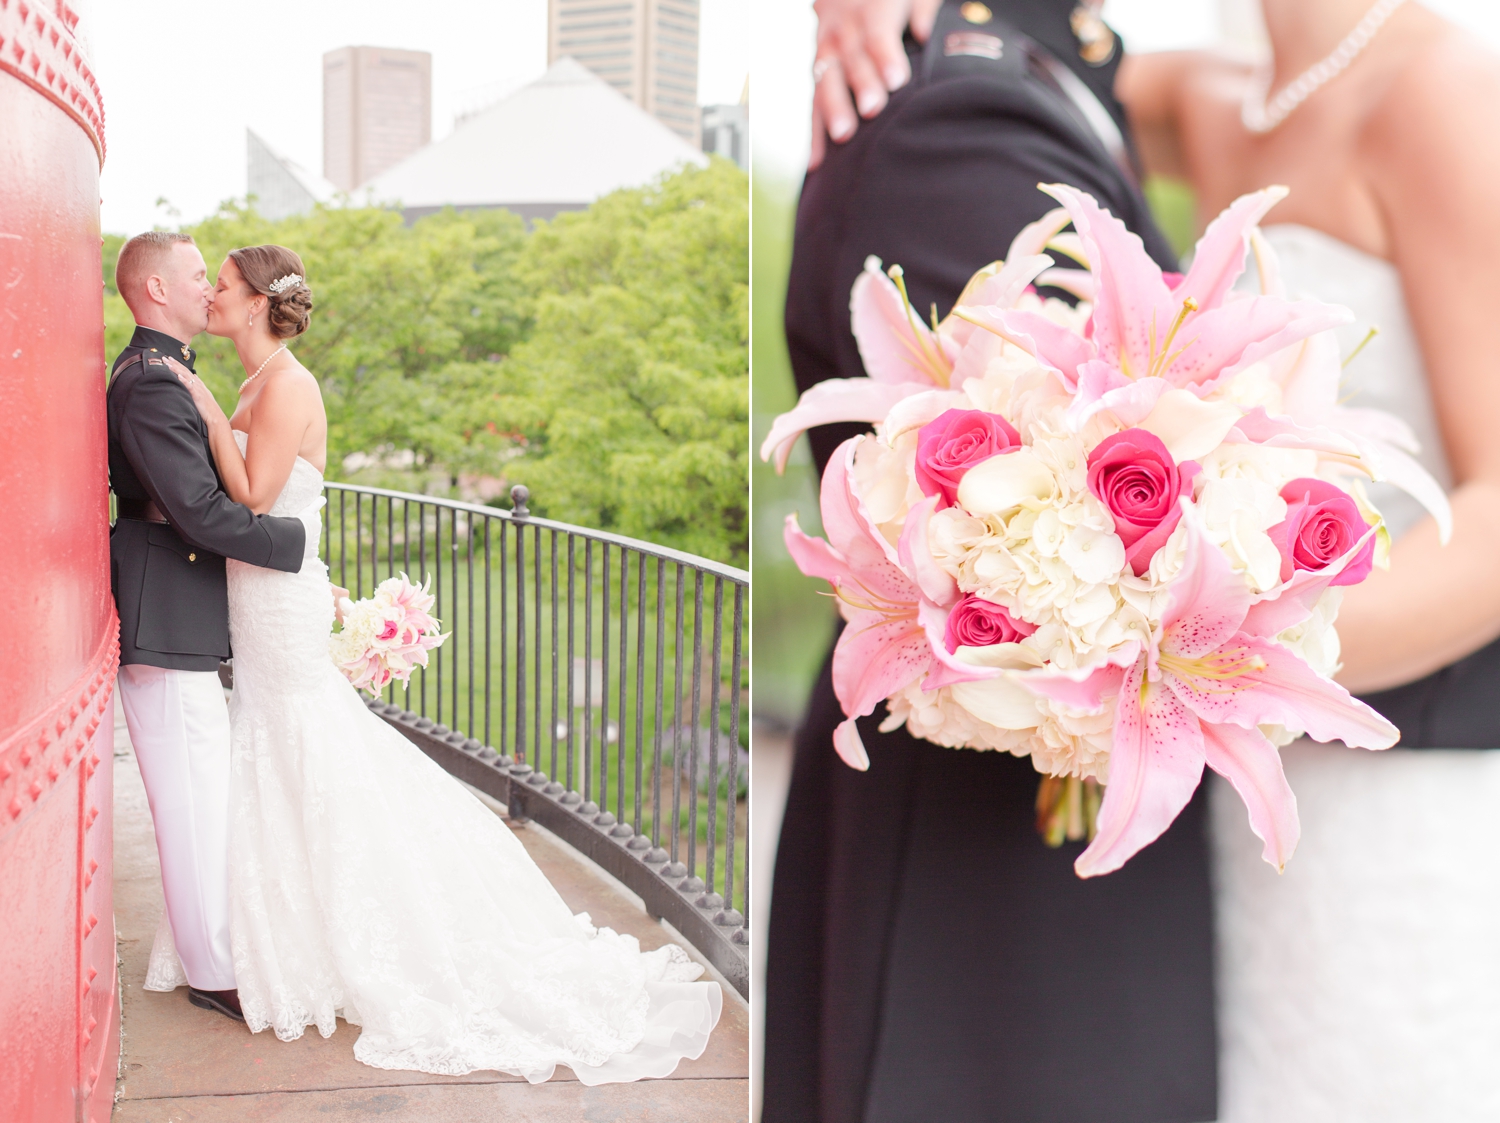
[751,0,1500,182]
[79,0,748,235]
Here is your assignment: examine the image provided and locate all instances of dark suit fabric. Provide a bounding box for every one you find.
[763,7,1217,1122]
[108,326,306,671]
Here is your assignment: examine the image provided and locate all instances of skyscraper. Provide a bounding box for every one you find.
[547,0,699,145]
[322,46,432,191]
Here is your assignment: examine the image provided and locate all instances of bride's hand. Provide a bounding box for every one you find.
[167,357,230,430]
[332,584,350,623]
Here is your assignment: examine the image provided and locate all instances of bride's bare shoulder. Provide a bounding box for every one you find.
[262,357,322,399]
[1364,26,1500,179]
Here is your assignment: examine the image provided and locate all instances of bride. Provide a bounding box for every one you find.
[1122,0,1500,1117]
[159,243,722,1083]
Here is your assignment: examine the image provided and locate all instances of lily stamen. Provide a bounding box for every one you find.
[1342,326,1379,369]
[827,580,919,620]
[888,265,953,387]
[1159,645,1268,689]
[1148,296,1199,380]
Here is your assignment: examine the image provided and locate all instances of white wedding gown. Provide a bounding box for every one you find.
[1212,225,1500,1120]
[146,430,721,1083]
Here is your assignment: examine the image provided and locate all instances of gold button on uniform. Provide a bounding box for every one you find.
[960,1,992,22]
[188,553,197,562]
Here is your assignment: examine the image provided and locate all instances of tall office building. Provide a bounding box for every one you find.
[547,0,699,145]
[323,46,432,191]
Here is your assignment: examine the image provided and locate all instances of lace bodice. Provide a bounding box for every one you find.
[1254,225,1455,540]
[230,428,323,516]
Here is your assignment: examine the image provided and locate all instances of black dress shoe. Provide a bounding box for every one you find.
[188,987,244,1021]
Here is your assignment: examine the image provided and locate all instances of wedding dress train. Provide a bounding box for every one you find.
[147,430,721,1083]
[1212,225,1500,1121]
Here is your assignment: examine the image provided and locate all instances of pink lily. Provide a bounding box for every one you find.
[956,185,1355,429]
[760,237,1058,471]
[1022,503,1397,878]
[784,437,997,769]
[1231,325,1453,542]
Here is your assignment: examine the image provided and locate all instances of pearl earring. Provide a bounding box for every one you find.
[249,313,254,327]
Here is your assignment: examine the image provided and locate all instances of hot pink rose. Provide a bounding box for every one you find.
[1086,428,1200,576]
[943,594,1036,652]
[1269,478,1374,586]
[916,409,1022,508]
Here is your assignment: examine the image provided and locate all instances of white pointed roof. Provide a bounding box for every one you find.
[246,129,338,221]
[361,58,706,213]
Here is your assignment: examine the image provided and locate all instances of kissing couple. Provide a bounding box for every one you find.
[107,231,720,1080]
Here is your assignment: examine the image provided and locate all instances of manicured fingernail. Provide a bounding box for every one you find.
[884,63,910,90]
[830,115,856,141]
[857,89,885,116]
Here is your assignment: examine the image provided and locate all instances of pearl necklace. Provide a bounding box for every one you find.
[1241,0,1405,134]
[240,344,288,393]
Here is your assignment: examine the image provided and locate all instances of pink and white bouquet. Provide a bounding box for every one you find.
[329,573,449,695]
[763,184,1451,877]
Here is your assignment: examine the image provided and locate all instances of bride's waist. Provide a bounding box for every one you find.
[227,555,330,581]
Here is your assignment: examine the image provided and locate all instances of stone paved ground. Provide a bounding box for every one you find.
[109,697,749,1123]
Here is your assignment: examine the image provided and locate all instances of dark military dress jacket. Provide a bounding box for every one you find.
[108,325,306,672]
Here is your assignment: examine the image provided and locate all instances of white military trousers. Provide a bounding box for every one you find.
[118,663,236,991]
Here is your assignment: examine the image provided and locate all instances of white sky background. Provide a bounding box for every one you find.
[751,0,1500,183]
[80,0,749,235]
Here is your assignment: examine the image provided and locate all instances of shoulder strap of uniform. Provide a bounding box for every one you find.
[920,5,1136,186]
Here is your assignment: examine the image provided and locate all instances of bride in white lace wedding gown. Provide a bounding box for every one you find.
[1211,225,1500,1120]
[150,248,720,1084]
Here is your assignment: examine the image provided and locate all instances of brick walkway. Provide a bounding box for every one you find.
[109,698,749,1122]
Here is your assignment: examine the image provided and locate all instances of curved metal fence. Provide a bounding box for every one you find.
[319,481,749,996]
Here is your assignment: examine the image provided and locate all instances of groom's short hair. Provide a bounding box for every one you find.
[115,231,196,313]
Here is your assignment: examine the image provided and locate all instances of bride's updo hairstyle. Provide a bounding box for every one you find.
[229,244,313,338]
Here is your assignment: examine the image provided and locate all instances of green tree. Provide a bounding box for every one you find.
[102,160,747,564]
[105,204,529,477]
[498,159,748,565]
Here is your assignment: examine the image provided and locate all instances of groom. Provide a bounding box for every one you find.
[108,231,312,1021]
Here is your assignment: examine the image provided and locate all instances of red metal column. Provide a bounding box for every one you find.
[0,2,117,1120]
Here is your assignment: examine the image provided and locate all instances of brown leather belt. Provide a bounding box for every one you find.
[116,496,167,523]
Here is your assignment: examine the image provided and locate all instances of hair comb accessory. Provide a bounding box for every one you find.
[267,273,303,295]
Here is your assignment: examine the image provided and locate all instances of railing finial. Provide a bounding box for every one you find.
[510,484,530,518]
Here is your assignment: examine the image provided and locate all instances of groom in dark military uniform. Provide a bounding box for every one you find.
[763,2,1218,1121]
[108,231,311,1021]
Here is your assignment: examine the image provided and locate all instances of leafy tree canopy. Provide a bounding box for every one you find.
[103,159,747,565]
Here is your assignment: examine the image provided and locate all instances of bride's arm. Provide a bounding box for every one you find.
[1114,52,1199,181]
[1333,38,1500,693]
[172,363,310,515]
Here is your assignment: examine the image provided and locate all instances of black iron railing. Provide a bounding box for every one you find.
[320,481,749,996]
